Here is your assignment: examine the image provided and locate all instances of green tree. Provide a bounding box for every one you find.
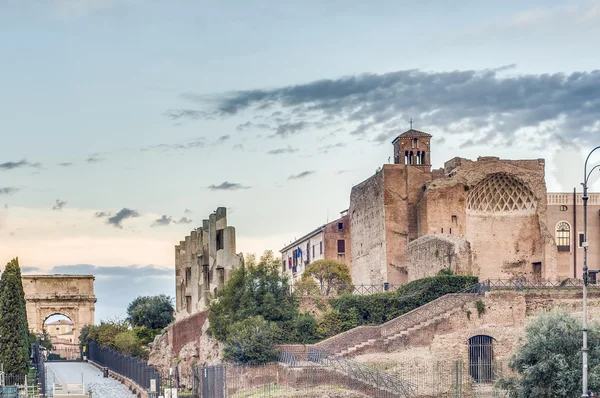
[0,258,30,376]
[301,260,352,296]
[498,310,600,397]
[127,294,174,330]
[79,318,129,351]
[223,316,279,364]
[208,250,301,342]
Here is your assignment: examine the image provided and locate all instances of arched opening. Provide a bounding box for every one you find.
[556,221,571,252]
[43,313,78,361]
[468,335,494,383]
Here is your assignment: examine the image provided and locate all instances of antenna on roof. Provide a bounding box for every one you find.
[409,117,414,130]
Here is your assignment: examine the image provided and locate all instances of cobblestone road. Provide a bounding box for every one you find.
[45,362,136,398]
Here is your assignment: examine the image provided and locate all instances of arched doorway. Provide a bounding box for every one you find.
[43,314,79,360]
[468,335,494,383]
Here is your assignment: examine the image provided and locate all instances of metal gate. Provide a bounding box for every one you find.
[201,365,225,398]
[468,335,494,383]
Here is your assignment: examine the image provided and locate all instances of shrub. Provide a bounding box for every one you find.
[498,310,600,397]
[329,275,478,329]
[223,316,279,364]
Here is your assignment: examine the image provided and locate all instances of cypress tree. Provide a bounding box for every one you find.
[0,258,30,376]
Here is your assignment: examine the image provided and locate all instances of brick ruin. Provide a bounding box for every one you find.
[350,128,600,286]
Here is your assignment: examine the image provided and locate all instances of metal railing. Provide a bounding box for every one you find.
[292,282,401,296]
[484,278,600,291]
[280,347,418,398]
[87,342,161,394]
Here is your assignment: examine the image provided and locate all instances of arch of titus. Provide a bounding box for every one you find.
[22,275,96,343]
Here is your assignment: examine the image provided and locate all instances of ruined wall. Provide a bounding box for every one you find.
[419,157,556,281]
[349,290,600,372]
[419,183,467,236]
[175,207,243,318]
[323,214,351,270]
[350,170,387,285]
[380,165,431,285]
[406,234,472,281]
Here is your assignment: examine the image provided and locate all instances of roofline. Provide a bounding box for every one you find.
[280,225,325,253]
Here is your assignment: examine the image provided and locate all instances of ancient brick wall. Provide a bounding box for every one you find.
[406,234,472,281]
[349,170,387,285]
[420,157,556,280]
[172,310,208,355]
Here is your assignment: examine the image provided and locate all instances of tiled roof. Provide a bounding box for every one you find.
[398,129,432,138]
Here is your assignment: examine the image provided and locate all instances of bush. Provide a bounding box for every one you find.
[328,275,478,332]
[498,310,600,397]
[223,316,279,364]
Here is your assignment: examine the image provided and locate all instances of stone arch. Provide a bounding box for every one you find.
[466,173,536,214]
[468,334,495,383]
[22,275,96,347]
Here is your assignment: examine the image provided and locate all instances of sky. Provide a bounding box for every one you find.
[1,0,600,321]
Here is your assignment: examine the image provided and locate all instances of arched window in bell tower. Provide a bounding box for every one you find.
[391,128,432,169]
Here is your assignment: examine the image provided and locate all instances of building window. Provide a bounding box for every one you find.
[338,222,344,231]
[337,240,345,254]
[320,241,323,255]
[560,205,568,211]
[469,335,494,383]
[449,228,452,235]
[216,229,224,250]
[556,222,571,252]
[312,245,315,258]
[452,215,457,224]
[579,233,585,248]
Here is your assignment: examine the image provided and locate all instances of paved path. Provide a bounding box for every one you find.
[45,362,136,398]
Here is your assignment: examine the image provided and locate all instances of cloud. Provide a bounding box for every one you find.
[214,135,230,145]
[319,142,346,154]
[151,215,193,227]
[163,109,209,121]
[0,159,41,171]
[95,208,140,228]
[52,199,67,211]
[208,181,251,191]
[85,156,104,163]
[267,146,298,155]
[192,68,600,147]
[141,138,206,152]
[184,208,193,214]
[288,171,316,180]
[94,211,113,218]
[273,122,308,138]
[233,144,244,150]
[236,121,271,131]
[58,162,74,167]
[0,187,19,196]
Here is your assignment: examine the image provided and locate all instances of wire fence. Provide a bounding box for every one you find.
[160,358,512,398]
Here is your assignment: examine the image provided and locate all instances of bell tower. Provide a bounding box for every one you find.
[392,127,432,170]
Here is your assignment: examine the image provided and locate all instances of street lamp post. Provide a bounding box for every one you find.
[582,145,600,398]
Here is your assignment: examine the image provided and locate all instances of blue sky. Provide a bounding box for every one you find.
[1,0,600,321]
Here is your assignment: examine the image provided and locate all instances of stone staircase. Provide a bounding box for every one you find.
[313,290,480,357]
[337,304,466,356]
